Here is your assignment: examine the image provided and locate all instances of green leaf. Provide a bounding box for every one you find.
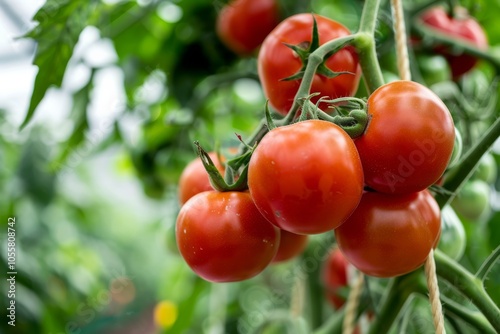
[21,0,99,129]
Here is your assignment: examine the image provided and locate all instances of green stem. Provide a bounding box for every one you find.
[289,35,358,115]
[358,0,382,34]
[411,277,496,334]
[441,296,496,334]
[302,246,325,329]
[476,245,500,282]
[367,272,422,334]
[355,0,384,93]
[436,117,500,207]
[434,249,500,332]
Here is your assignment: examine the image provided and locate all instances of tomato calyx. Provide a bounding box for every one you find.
[299,95,369,138]
[280,15,356,82]
[195,141,250,192]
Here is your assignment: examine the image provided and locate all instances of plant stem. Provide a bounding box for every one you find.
[289,35,358,115]
[358,0,382,34]
[476,245,500,282]
[441,295,496,334]
[355,0,385,93]
[436,116,500,207]
[367,272,421,334]
[434,249,500,332]
[302,246,325,329]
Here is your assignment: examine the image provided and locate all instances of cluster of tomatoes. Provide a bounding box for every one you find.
[174,0,487,283]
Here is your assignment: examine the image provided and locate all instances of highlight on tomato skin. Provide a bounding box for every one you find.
[178,152,225,205]
[248,119,364,235]
[216,0,280,55]
[257,13,361,115]
[176,191,280,283]
[335,189,442,278]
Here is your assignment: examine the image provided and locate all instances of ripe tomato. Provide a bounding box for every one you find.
[248,120,364,234]
[272,230,308,263]
[335,190,441,278]
[420,7,487,78]
[178,152,225,205]
[322,247,349,309]
[258,13,361,115]
[355,81,455,194]
[216,0,279,55]
[176,191,279,282]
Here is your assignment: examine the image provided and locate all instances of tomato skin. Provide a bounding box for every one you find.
[335,190,441,278]
[178,152,224,205]
[176,191,280,282]
[355,81,455,194]
[248,120,364,234]
[420,7,488,78]
[272,230,308,263]
[216,0,279,55]
[322,247,349,309]
[258,13,361,115]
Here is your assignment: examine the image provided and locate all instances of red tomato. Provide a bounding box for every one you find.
[355,81,455,194]
[248,120,364,234]
[176,191,280,282]
[272,230,308,263]
[335,190,441,278]
[420,7,488,78]
[322,247,349,309]
[216,0,279,55]
[258,13,361,115]
[178,152,225,205]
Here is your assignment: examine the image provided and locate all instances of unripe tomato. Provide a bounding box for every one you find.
[248,120,364,234]
[216,0,279,55]
[176,191,280,282]
[452,179,491,221]
[272,230,308,263]
[417,54,451,85]
[473,153,497,184]
[178,152,224,205]
[322,247,349,309]
[335,190,441,278]
[258,13,361,115]
[438,205,466,260]
[355,81,455,194]
[420,7,488,78]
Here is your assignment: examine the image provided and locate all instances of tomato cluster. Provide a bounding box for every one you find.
[175,9,461,282]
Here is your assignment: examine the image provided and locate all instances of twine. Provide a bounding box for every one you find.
[425,249,446,334]
[342,271,364,334]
